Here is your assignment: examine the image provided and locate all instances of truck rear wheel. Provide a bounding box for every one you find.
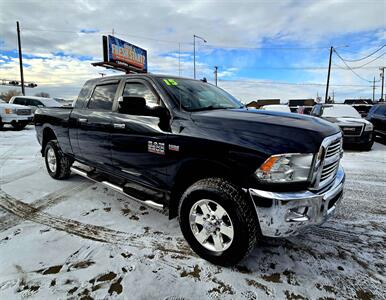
[178,178,258,266]
[44,140,72,179]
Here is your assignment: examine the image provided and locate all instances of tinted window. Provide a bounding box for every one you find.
[30,99,43,107]
[123,82,159,107]
[88,83,118,110]
[157,77,241,111]
[369,106,379,114]
[376,105,386,116]
[13,97,26,105]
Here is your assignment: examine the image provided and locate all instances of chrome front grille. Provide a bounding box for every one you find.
[311,132,343,190]
[16,109,31,115]
[340,125,363,136]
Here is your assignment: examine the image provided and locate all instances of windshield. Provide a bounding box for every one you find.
[157,77,242,111]
[41,99,62,107]
[322,105,361,118]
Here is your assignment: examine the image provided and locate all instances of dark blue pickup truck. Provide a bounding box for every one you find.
[34,74,345,266]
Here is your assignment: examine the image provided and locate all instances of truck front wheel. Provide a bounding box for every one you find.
[44,140,72,179]
[178,178,259,266]
[11,121,27,130]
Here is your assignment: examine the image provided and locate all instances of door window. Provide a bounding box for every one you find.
[13,97,26,105]
[88,83,118,110]
[30,99,43,107]
[123,82,159,108]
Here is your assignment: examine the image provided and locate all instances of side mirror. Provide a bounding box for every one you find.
[119,96,146,115]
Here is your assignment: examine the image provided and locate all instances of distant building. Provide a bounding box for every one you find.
[288,99,316,112]
[246,99,280,109]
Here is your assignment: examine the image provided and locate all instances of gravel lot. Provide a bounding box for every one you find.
[0,125,385,300]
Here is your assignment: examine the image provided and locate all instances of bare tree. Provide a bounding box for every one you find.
[0,89,22,102]
[35,92,50,98]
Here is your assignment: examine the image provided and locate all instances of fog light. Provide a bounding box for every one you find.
[286,206,309,222]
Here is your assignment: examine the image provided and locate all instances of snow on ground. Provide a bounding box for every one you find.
[0,125,385,300]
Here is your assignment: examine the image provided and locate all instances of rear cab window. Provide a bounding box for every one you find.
[87,83,119,110]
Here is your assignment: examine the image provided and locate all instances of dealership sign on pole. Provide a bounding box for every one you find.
[92,35,148,73]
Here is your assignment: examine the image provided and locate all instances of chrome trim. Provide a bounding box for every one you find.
[70,166,164,210]
[249,166,345,237]
[311,132,343,190]
[339,124,364,137]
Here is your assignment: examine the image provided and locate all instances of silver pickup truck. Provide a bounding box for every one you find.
[0,100,33,130]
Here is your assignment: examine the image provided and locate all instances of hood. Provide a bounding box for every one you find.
[323,116,370,126]
[0,103,31,110]
[190,108,340,155]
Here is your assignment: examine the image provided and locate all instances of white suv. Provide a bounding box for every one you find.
[0,99,33,130]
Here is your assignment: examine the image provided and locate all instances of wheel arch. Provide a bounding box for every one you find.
[41,126,57,156]
[168,159,233,219]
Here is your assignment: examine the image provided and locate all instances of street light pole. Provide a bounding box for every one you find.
[193,34,207,79]
[16,21,25,96]
[214,66,218,86]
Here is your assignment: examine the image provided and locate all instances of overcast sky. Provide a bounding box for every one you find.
[0,0,385,102]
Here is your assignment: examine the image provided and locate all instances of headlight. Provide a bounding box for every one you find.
[255,153,314,183]
[364,122,373,131]
[4,108,15,114]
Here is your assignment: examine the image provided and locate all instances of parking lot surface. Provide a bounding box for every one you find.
[0,126,385,299]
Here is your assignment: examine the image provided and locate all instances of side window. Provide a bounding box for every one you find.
[13,97,26,105]
[88,83,118,110]
[123,82,159,108]
[312,105,321,116]
[377,105,386,116]
[30,99,43,107]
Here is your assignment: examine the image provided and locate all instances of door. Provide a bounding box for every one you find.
[75,81,119,168]
[110,79,170,189]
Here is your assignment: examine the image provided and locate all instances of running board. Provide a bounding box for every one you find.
[70,166,164,210]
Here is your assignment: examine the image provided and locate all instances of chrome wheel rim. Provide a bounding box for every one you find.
[47,148,57,173]
[189,199,234,252]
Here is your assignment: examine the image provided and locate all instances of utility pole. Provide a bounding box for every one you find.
[380,67,385,102]
[325,46,333,103]
[214,66,218,86]
[372,76,376,102]
[16,21,25,96]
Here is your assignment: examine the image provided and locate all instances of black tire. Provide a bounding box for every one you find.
[12,121,27,130]
[44,140,72,179]
[0,122,3,129]
[178,178,259,266]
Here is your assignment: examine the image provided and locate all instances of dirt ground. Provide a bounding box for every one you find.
[0,125,385,299]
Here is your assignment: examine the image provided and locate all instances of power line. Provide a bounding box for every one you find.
[218,78,372,88]
[337,45,385,62]
[333,49,375,83]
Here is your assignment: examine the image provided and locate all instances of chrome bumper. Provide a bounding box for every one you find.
[248,166,345,237]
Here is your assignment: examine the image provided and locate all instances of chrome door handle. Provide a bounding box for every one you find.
[113,123,125,129]
[78,118,88,123]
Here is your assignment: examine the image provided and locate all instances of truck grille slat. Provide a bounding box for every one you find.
[316,134,343,189]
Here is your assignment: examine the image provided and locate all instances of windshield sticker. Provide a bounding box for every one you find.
[163,79,178,86]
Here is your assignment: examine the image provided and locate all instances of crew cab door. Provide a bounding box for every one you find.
[110,79,170,189]
[74,81,119,167]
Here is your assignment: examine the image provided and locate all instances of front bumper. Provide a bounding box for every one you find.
[248,166,345,237]
[343,131,373,144]
[1,115,33,123]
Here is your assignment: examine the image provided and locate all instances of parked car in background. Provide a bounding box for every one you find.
[344,99,373,117]
[9,96,62,113]
[297,106,313,115]
[311,103,374,150]
[260,104,291,113]
[366,103,386,140]
[0,99,33,130]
